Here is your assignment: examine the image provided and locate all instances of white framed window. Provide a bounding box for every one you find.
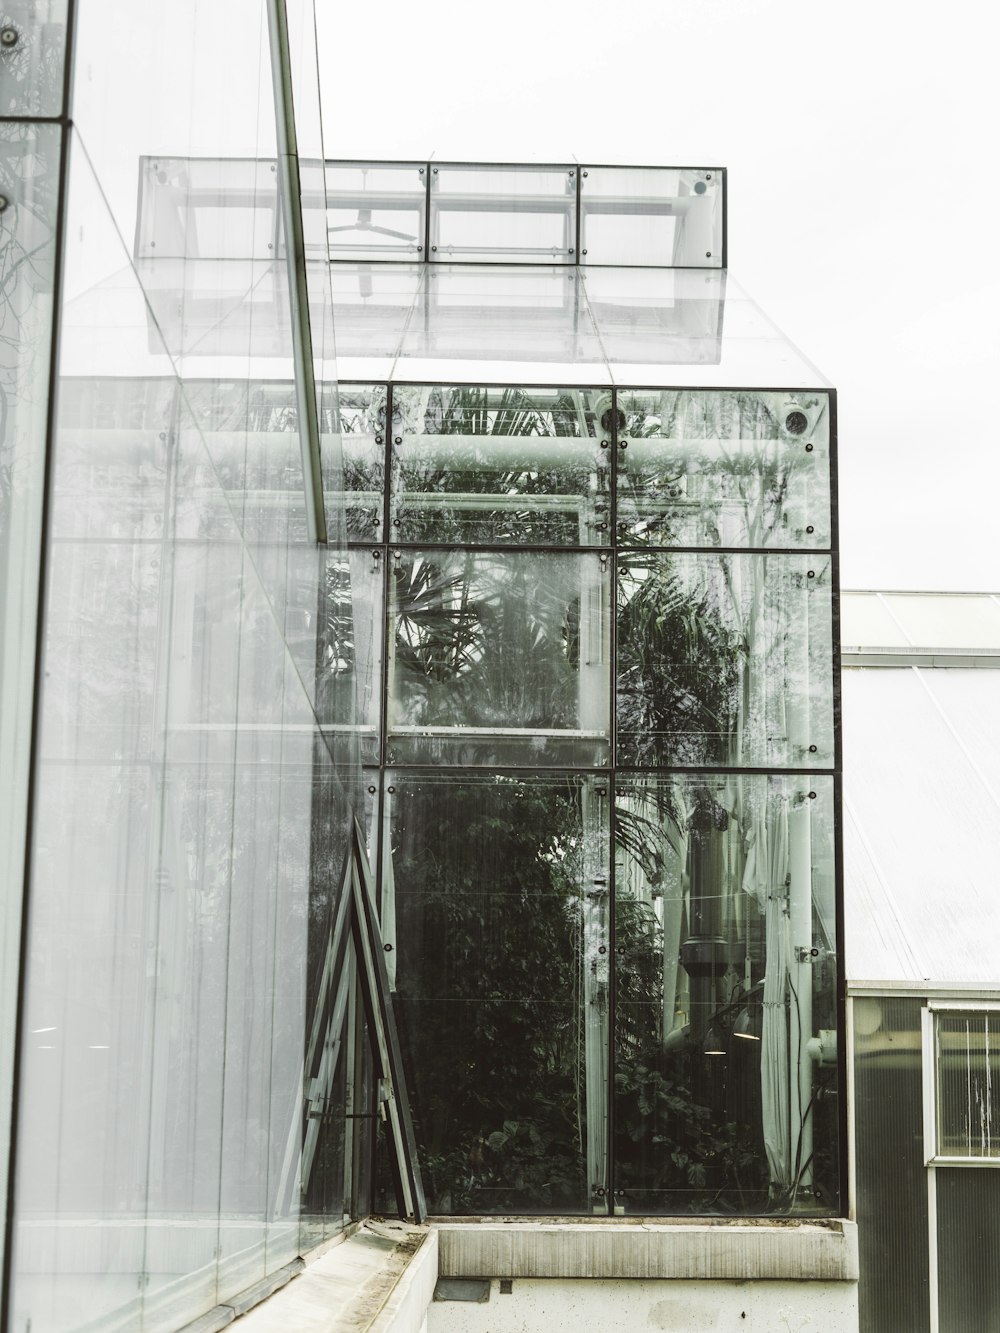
[922,1000,1000,1166]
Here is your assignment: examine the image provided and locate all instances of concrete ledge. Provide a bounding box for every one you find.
[233,1222,436,1332]
[434,1218,858,1283]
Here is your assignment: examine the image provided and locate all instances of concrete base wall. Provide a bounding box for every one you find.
[429,1276,857,1333]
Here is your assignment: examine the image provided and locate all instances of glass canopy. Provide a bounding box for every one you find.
[127,157,829,389]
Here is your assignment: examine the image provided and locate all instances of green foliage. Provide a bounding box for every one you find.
[617,554,742,765]
[614,1056,767,1207]
[391,776,588,1212]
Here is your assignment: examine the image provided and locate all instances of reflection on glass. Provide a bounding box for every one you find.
[0,2,68,117]
[583,268,724,367]
[388,549,611,766]
[617,552,834,768]
[614,774,837,1214]
[326,162,426,261]
[580,167,723,268]
[386,770,608,1213]
[429,165,576,264]
[0,121,61,1247]
[10,101,358,1333]
[390,385,607,546]
[617,390,831,549]
[338,383,386,540]
[395,266,605,370]
[317,548,383,764]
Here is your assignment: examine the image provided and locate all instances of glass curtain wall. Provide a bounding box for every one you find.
[4,1,365,1331]
[0,0,71,1279]
[345,381,840,1216]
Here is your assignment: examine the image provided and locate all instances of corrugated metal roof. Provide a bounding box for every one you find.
[843,666,1000,987]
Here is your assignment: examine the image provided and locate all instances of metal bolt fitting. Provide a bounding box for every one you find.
[1,27,19,47]
[0,195,9,213]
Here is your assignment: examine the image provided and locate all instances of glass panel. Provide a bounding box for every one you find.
[0,0,69,116]
[853,997,930,1333]
[395,265,605,372]
[386,770,609,1214]
[613,774,838,1215]
[10,14,361,1311]
[617,391,832,550]
[609,340,830,392]
[582,267,724,367]
[338,383,386,541]
[0,121,59,1263]
[580,167,723,268]
[935,1011,1000,1159]
[135,157,280,260]
[617,552,834,769]
[329,262,421,376]
[390,385,608,547]
[937,1168,1000,1329]
[317,547,383,766]
[429,164,576,264]
[387,549,611,766]
[326,161,426,261]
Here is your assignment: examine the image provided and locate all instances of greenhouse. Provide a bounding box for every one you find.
[1,15,845,1308]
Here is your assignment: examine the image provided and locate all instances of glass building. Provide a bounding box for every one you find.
[0,2,843,1329]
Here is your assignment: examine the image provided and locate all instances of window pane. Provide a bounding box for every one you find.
[386,770,609,1214]
[614,774,838,1214]
[582,268,724,367]
[617,390,832,550]
[580,167,723,268]
[0,0,69,116]
[395,265,606,371]
[338,383,386,542]
[326,162,425,261]
[317,548,383,765]
[390,385,608,547]
[936,1012,1000,1159]
[387,549,611,766]
[429,164,576,264]
[0,122,60,1252]
[617,552,834,768]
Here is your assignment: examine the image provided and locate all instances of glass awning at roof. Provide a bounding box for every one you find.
[64,256,827,389]
[113,155,828,389]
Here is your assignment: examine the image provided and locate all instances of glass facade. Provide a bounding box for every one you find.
[347,380,841,1217]
[0,9,841,1313]
[2,1,374,1330]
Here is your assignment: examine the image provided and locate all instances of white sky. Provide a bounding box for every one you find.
[317,0,1000,592]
